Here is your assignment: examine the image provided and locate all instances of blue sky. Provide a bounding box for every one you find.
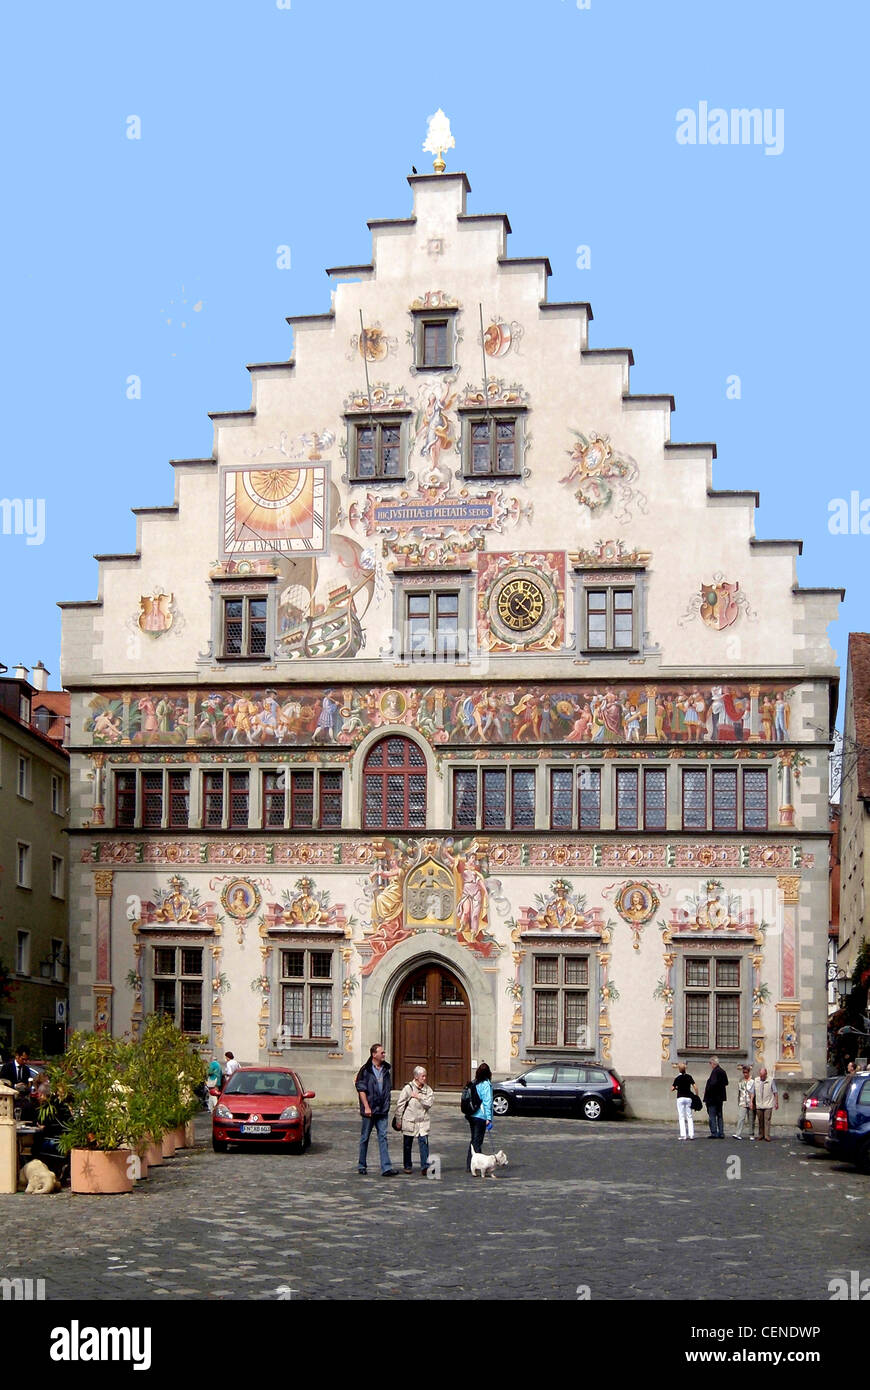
[2,0,866,716]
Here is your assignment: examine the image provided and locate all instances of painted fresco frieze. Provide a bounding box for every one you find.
[85,681,796,748]
[561,430,647,523]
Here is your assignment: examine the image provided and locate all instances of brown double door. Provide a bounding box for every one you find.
[392,963,470,1091]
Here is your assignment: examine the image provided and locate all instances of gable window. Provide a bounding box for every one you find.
[363,736,426,830]
[153,946,203,1034]
[405,589,460,660]
[684,956,742,1052]
[222,596,267,658]
[412,308,458,371]
[350,418,405,481]
[584,587,635,652]
[461,411,524,479]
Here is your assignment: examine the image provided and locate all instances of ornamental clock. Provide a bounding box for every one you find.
[488,568,558,646]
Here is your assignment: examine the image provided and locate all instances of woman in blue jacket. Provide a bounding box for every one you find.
[466,1061,493,1172]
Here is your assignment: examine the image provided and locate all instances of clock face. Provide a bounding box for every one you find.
[495,576,546,632]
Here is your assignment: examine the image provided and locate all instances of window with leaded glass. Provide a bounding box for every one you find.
[453,769,478,828]
[462,413,521,477]
[550,768,573,829]
[683,955,743,1052]
[421,319,449,367]
[263,771,285,827]
[115,771,136,827]
[579,767,601,830]
[616,769,639,830]
[351,419,404,480]
[532,953,591,1049]
[643,768,667,831]
[363,736,427,830]
[152,946,203,1034]
[511,769,536,829]
[712,769,738,830]
[222,595,267,658]
[228,772,249,828]
[482,769,507,829]
[320,771,342,827]
[168,772,190,828]
[203,771,223,827]
[743,769,768,830]
[682,769,707,830]
[142,771,163,827]
[279,948,335,1042]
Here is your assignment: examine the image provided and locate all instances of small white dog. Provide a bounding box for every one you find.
[470,1149,508,1179]
[19,1159,61,1194]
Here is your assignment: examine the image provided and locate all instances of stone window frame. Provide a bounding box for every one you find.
[345,411,413,483]
[149,941,206,1036]
[458,404,527,481]
[390,568,477,664]
[573,566,650,658]
[411,306,459,372]
[673,943,753,1060]
[112,766,196,830]
[681,763,772,833]
[521,942,600,1058]
[205,576,278,666]
[271,936,343,1050]
[451,761,537,831]
[260,766,344,831]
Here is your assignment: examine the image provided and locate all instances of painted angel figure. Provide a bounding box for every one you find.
[415,379,456,480]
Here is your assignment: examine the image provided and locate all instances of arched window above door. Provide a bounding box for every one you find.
[362,736,427,830]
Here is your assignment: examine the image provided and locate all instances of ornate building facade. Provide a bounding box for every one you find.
[61,168,840,1114]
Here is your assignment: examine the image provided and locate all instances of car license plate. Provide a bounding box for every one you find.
[240,1124,271,1135]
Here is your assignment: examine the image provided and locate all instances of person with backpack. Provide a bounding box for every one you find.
[464,1061,493,1173]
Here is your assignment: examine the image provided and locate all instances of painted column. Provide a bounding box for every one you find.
[121,692,132,745]
[775,875,801,1075]
[778,755,795,827]
[93,869,115,1033]
[748,685,761,742]
[91,754,105,826]
[644,686,657,742]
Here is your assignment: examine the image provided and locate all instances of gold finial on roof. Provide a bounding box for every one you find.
[423,109,455,174]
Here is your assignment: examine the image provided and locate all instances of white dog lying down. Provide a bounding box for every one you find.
[19,1159,61,1194]
[470,1149,508,1179]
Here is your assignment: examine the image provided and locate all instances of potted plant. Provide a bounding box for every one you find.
[42,1032,147,1194]
[134,1014,205,1153]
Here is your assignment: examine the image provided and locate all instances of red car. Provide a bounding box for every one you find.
[212,1066,315,1153]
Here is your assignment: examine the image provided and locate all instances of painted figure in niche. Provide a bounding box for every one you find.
[447,848,488,944]
[415,380,457,482]
[775,693,789,742]
[709,687,747,742]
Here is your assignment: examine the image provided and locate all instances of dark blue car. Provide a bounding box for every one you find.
[825,1072,870,1171]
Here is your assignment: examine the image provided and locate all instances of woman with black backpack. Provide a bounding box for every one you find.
[465,1061,493,1173]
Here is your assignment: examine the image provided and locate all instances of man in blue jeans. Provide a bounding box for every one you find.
[355,1042,396,1176]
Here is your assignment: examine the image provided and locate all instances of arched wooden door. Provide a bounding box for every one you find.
[392,962,470,1091]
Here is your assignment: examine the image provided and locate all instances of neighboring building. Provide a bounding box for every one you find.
[60,165,841,1115]
[836,633,870,984]
[0,662,70,1057]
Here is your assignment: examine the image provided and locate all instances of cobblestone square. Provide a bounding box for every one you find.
[3,1107,868,1302]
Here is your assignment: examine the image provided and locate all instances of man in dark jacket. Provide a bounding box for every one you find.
[703,1055,728,1138]
[355,1043,396,1176]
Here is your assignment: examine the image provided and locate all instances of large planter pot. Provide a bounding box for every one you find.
[183,1119,195,1148]
[161,1131,177,1158]
[71,1149,135,1195]
[145,1141,164,1168]
[172,1124,188,1149]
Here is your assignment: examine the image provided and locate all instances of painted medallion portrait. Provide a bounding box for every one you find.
[221,877,261,921]
[614,881,659,925]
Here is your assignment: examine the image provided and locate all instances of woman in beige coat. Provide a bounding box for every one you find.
[396,1066,434,1175]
